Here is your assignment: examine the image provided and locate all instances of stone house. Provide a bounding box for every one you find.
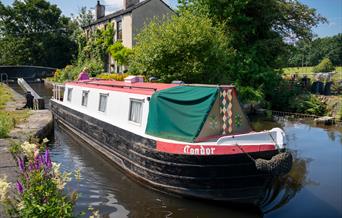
[82,0,174,73]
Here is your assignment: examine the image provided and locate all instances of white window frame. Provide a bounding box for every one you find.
[98,93,109,112]
[67,88,73,102]
[81,90,89,106]
[128,98,144,125]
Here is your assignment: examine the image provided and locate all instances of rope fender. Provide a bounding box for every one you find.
[255,151,293,176]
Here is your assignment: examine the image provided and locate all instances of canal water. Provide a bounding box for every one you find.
[10,82,342,217]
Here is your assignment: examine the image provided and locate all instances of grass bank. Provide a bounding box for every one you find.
[282,66,342,82]
[0,84,30,138]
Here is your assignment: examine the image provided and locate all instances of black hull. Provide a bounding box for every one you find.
[51,101,279,204]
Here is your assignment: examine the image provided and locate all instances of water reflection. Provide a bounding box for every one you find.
[261,151,311,213]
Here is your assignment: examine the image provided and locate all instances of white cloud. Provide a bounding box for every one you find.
[102,0,124,14]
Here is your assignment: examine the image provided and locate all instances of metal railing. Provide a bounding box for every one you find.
[17,78,45,110]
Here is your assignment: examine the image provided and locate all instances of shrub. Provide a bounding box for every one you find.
[267,80,327,116]
[129,12,234,84]
[313,58,335,73]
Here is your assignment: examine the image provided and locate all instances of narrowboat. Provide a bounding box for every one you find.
[50,76,292,204]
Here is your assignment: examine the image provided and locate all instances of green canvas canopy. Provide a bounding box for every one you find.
[145,86,219,142]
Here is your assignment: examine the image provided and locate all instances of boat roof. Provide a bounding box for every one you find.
[66,79,178,95]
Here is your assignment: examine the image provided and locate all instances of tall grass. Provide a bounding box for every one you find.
[0,84,30,138]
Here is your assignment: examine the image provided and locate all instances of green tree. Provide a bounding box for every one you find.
[108,41,133,66]
[0,0,77,68]
[129,12,234,83]
[73,7,95,27]
[177,0,326,99]
[313,57,335,73]
[288,34,342,67]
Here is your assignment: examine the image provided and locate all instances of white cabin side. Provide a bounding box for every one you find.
[61,84,151,137]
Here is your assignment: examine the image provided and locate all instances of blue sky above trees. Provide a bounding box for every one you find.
[2,0,341,37]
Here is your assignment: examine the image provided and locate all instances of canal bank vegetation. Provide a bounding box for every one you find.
[51,25,118,83]
[0,84,30,138]
[0,140,78,217]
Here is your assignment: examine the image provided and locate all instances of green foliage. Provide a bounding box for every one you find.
[0,0,78,68]
[0,114,12,138]
[0,84,12,109]
[0,85,30,138]
[287,34,342,67]
[78,26,114,65]
[237,86,264,105]
[108,41,133,66]
[130,12,234,83]
[290,95,326,115]
[9,141,22,156]
[176,0,325,103]
[52,26,114,82]
[266,80,326,115]
[313,58,335,73]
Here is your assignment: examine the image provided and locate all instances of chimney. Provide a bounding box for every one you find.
[96,1,105,20]
[123,0,139,10]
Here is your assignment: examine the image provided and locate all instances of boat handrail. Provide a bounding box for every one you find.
[52,83,65,101]
[74,81,158,91]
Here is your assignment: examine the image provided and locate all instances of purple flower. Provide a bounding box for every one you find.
[16,181,24,194]
[17,157,25,172]
[44,149,52,169]
[28,163,35,171]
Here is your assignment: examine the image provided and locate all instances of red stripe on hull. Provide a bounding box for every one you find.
[156,141,276,155]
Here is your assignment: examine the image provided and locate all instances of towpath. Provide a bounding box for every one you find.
[0,85,53,217]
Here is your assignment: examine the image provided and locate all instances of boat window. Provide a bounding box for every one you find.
[67,88,73,102]
[81,91,89,106]
[129,99,143,124]
[98,93,108,112]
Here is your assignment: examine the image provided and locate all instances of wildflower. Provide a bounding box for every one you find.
[53,171,71,190]
[42,138,49,144]
[44,149,52,169]
[0,176,10,202]
[21,141,37,158]
[16,181,24,194]
[17,201,25,210]
[52,162,61,176]
[17,157,25,172]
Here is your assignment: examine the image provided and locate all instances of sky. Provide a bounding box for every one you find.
[1,0,341,37]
